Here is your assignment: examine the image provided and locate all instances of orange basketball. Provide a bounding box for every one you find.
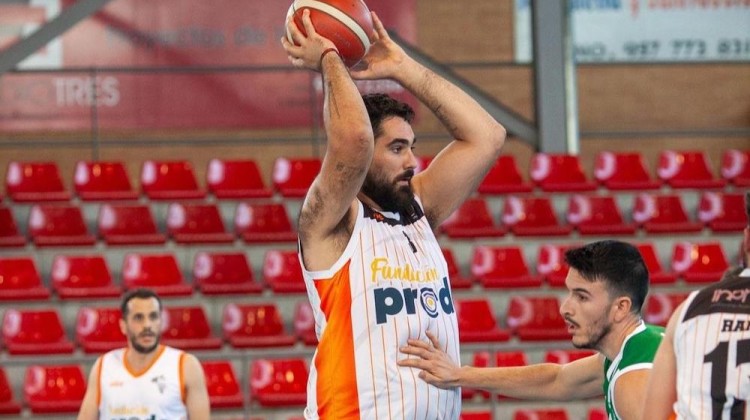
[286,0,374,67]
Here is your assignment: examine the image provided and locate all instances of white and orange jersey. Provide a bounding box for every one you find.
[300,198,461,420]
[97,345,188,420]
[672,268,750,420]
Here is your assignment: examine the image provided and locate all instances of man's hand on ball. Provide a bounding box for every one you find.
[281,9,338,72]
[350,11,407,80]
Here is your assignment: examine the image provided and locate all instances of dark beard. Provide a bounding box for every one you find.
[573,323,611,350]
[361,170,415,213]
[129,333,160,354]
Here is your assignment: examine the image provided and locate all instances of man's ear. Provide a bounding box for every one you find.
[119,318,127,335]
[612,296,633,322]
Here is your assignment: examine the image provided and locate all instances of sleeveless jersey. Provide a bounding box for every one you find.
[672,267,750,420]
[97,345,187,420]
[603,322,664,419]
[299,198,461,419]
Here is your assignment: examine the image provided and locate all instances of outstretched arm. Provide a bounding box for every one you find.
[351,12,506,227]
[77,357,101,420]
[641,303,681,420]
[398,332,603,400]
[283,10,374,271]
[183,354,210,420]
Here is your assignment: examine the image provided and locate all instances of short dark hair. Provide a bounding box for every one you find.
[362,93,415,138]
[564,240,649,313]
[121,288,162,319]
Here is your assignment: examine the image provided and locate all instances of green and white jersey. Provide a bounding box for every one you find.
[603,321,664,420]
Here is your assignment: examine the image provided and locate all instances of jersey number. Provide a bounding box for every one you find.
[704,338,750,419]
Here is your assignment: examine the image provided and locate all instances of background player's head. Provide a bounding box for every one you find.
[120,288,163,354]
[560,240,649,350]
[361,93,417,213]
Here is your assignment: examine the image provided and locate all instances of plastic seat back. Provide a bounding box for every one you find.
[470,245,540,288]
[442,248,472,289]
[567,194,635,235]
[250,358,308,407]
[201,360,244,408]
[530,153,596,192]
[632,193,703,233]
[161,306,222,350]
[98,204,166,245]
[672,242,729,283]
[536,244,576,287]
[593,151,660,190]
[644,292,690,326]
[502,196,572,236]
[0,207,25,247]
[698,192,747,232]
[0,257,50,301]
[235,202,297,243]
[456,299,510,343]
[222,303,296,348]
[441,197,505,238]
[721,149,750,186]
[207,158,272,199]
[141,160,205,200]
[193,252,262,295]
[657,150,725,188]
[6,161,70,202]
[2,309,74,354]
[75,307,126,353]
[122,253,192,296]
[28,205,96,246]
[506,296,569,341]
[263,250,306,293]
[24,365,86,413]
[167,203,234,244]
[272,157,321,197]
[0,367,21,414]
[467,351,527,399]
[51,255,120,299]
[74,161,138,200]
[478,155,533,194]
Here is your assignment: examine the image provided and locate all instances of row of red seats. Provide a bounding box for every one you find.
[442,191,746,239]
[1,190,744,248]
[3,149,749,203]
[0,288,708,358]
[0,357,308,414]
[0,201,296,247]
[0,240,733,302]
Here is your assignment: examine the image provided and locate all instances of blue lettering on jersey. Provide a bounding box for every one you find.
[374,277,454,324]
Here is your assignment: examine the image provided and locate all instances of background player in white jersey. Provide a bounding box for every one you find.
[282,9,505,420]
[399,240,664,420]
[642,192,750,420]
[77,288,210,420]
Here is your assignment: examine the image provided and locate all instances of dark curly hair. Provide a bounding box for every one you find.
[362,93,415,138]
[121,288,162,319]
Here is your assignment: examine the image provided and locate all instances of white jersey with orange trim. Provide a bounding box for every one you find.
[97,345,188,420]
[672,268,750,420]
[300,198,461,420]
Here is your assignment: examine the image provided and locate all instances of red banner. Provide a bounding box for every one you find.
[0,0,417,131]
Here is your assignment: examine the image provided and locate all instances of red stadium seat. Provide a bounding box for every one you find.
[28,204,96,246]
[193,252,262,295]
[414,155,433,174]
[0,206,25,247]
[272,157,321,198]
[456,299,510,343]
[593,151,661,190]
[206,158,273,199]
[5,161,70,202]
[2,308,74,355]
[478,155,533,194]
[140,160,205,200]
[73,161,138,201]
[250,358,308,407]
[441,197,506,239]
[697,191,747,232]
[635,242,676,284]
[51,254,121,299]
[536,244,578,287]
[442,248,472,289]
[657,150,726,189]
[0,257,50,301]
[588,407,607,420]
[506,296,569,341]
[672,241,729,284]
[632,193,703,234]
[161,306,222,350]
[544,349,595,364]
[502,196,573,236]
[222,303,296,348]
[643,292,690,327]
[98,204,166,245]
[514,408,569,420]
[23,365,85,414]
[0,367,21,414]
[121,253,192,296]
[566,194,635,235]
[75,307,126,353]
[465,351,528,399]
[201,360,244,409]
[235,202,297,243]
[721,149,750,186]
[460,413,492,420]
[167,203,234,244]
[293,301,318,346]
[470,245,541,288]
[530,153,596,192]
[262,250,306,293]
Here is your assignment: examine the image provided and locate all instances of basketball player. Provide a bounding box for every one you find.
[642,191,750,420]
[77,288,210,420]
[281,9,505,420]
[399,240,664,420]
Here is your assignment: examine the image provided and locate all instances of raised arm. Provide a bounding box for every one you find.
[398,332,603,400]
[351,12,506,227]
[283,11,374,270]
[77,357,101,420]
[641,303,681,420]
[182,353,210,420]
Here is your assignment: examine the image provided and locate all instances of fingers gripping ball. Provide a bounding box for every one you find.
[286,0,374,67]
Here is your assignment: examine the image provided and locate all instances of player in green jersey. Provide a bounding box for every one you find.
[399,240,664,420]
